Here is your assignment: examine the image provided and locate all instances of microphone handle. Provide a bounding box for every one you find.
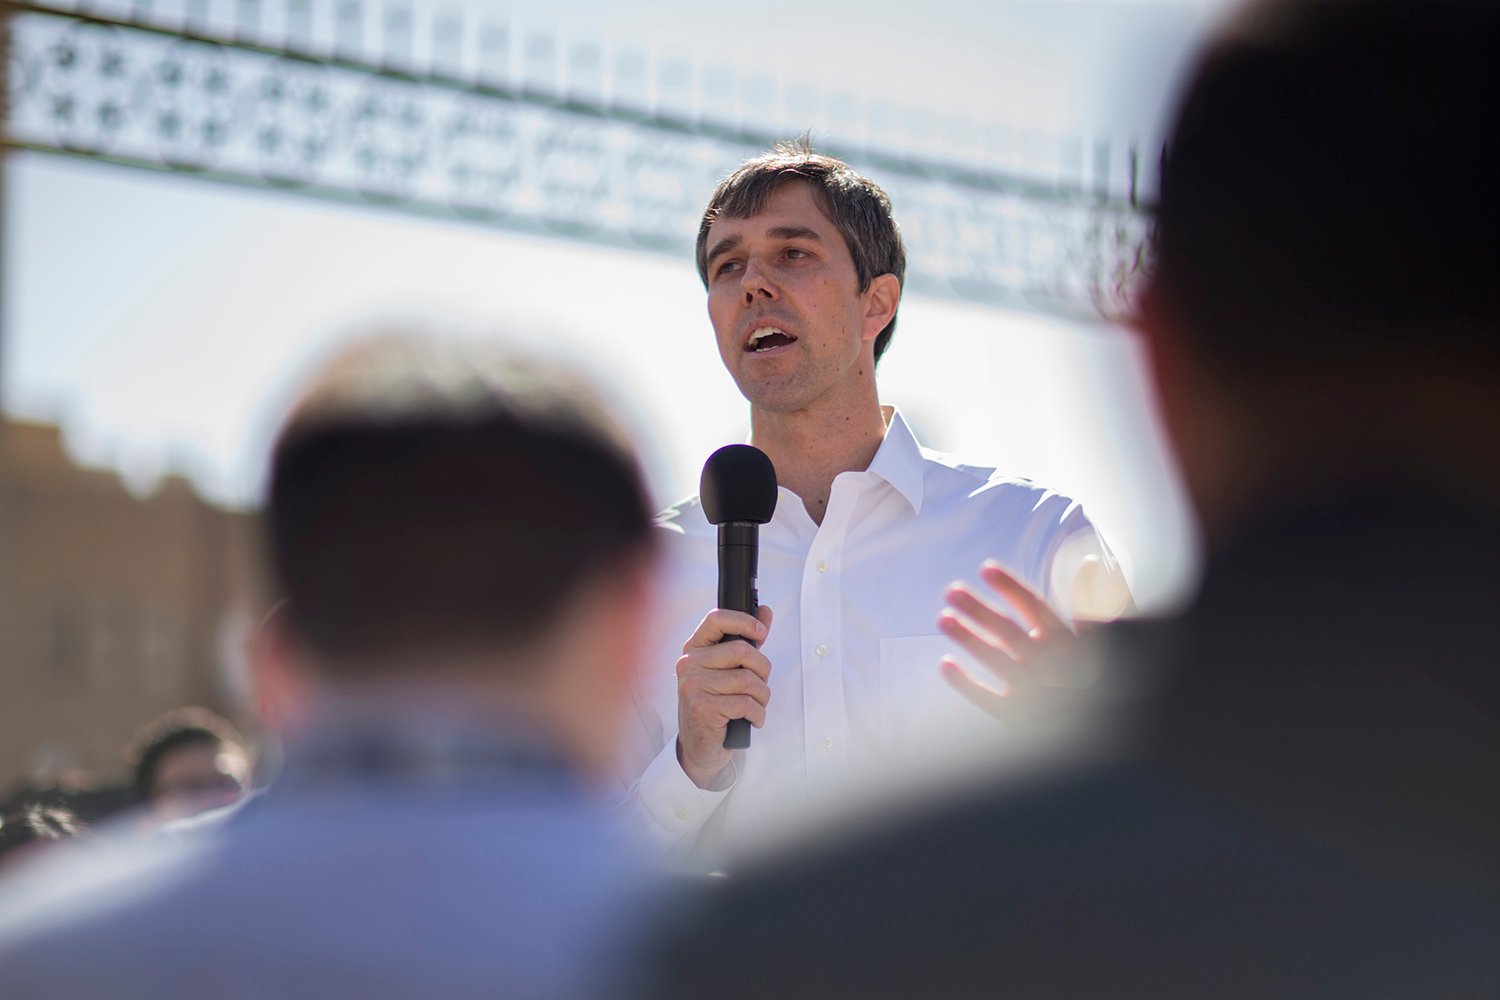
[717,522,759,750]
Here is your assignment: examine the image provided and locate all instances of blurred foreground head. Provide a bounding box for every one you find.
[1142,0,1500,539]
[260,335,658,776]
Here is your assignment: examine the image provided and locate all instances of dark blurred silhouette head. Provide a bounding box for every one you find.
[259,335,659,777]
[1140,0,1500,538]
[697,136,907,364]
[267,337,655,668]
[127,707,248,824]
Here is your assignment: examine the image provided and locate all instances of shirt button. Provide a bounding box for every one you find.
[821,737,833,750]
[814,643,828,657]
[816,561,828,573]
[674,807,689,821]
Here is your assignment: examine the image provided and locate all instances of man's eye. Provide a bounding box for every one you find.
[715,261,741,277]
[784,248,809,260]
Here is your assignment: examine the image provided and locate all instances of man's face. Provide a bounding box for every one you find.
[703,182,882,414]
[149,740,248,824]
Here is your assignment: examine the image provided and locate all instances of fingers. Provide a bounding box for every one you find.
[675,602,775,759]
[979,561,1072,638]
[676,636,772,684]
[694,665,772,708]
[939,657,1011,721]
[943,583,1033,657]
[675,606,776,787]
[939,565,1077,694]
[676,651,771,715]
[681,684,769,729]
[938,608,1020,688]
[683,608,770,652]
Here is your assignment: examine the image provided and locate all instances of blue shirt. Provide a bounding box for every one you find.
[0,711,668,999]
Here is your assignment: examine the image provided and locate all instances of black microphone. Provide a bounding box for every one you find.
[700,444,778,750]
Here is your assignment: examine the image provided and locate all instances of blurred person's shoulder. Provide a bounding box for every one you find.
[638,753,1162,998]
[0,816,216,973]
[643,724,1500,998]
[155,788,264,843]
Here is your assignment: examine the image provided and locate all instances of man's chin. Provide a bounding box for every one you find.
[740,386,815,415]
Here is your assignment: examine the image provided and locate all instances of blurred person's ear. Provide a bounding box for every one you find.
[246,601,316,735]
[1135,283,1251,540]
[542,551,660,783]
[611,552,661,687]
[579,549,659,701]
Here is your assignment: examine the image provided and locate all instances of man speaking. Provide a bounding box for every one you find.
[643,1,1500,994]
[618,142,1130,858]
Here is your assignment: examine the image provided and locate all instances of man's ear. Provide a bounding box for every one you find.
[596,553,659,688]
[247,601,315,734]
[861,273,902,344]
[1134,281,1250,539]
[1135,282,1200,427]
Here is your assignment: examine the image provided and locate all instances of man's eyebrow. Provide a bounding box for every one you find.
[705,234,742,267]
[706,226,823,269]
[767,226,822,243]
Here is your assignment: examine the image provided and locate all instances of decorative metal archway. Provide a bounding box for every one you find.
[2,0,1150,320]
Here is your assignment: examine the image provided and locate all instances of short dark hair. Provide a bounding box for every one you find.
[696,138,907,364]
[1150,0,1499,377]
[127,707,245,800]
[266,336,656,671]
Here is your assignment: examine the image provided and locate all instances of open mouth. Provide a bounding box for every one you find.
[745,326,798,353]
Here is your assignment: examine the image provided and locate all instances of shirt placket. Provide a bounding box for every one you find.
[799,480,858,785]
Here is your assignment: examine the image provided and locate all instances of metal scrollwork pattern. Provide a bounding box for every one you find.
[2,0,1151,320]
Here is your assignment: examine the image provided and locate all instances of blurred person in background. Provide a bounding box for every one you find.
[0,333,666,998]
[618,140,1131,865]
[125,706,250,828]
[0,806,85,878]
[643,1,1500,996]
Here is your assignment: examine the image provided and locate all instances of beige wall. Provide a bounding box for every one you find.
[0,419,266,790]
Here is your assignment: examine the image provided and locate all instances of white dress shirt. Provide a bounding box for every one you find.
[618,408,1127,859]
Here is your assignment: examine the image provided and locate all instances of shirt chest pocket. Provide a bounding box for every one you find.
[878,635,999,755]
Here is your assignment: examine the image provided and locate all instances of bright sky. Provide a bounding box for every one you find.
[2,0,1229,609]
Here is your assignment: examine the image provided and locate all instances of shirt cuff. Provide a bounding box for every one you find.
[634,739,736,845]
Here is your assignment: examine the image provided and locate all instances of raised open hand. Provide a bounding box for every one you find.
[937,561,1077,720]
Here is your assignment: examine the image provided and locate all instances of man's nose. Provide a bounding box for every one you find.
[740,257,777,303]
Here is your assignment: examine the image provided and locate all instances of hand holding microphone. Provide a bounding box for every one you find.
[673,445,778,789]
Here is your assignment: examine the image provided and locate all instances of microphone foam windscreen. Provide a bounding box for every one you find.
[701,444,778,525]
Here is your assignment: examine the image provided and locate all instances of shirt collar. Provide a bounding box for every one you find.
[276,692,581,794]
[278,717,578,795]
[867,405,926,514]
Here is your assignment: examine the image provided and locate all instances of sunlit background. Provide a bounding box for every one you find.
[2,0,1228,793]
